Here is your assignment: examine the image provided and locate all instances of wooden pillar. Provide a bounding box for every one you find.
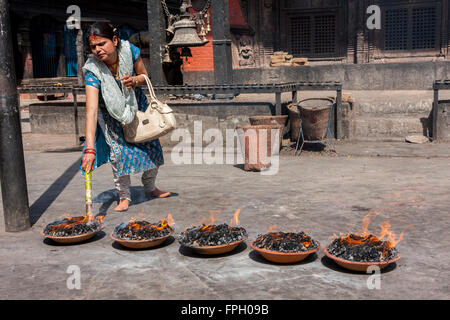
[355,0,368,64]
[261,0,275,67]
[0,0,31,232]
[17,18,33,79]
[76,28,84,86]
[211,0,233,84]
[147,0,166,86]
[56,29,66,77]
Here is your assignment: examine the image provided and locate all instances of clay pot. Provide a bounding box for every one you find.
[248,115,288,151]
[182,237,247,255]
[298,98,334,141]
[250,241,320,264]
[323,246,401,272]
[237,125,280,171]
[41,224,104,244]
[110,231,173,249]
[287,103,301,142]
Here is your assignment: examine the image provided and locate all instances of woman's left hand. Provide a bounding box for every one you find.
[120,74,136,89]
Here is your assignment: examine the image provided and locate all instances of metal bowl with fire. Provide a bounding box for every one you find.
[250,228,320,264]
[324,211,407,272]
[178,209,247,255]
[110,214,175,249]
[42,215,104,244]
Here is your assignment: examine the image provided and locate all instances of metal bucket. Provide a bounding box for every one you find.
[298,98,334,141]
[237,125,280,171]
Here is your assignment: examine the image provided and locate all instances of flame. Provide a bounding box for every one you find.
[49,214,99,232]
[130,223,141,231]
[229,208,241,226]
[201,225,214,232]
[197,209,221,232]
[154,219,168,231]
[128,217,141,231]
[377,221,414,248]
[361,209,382,236]
[167,213,175,227]
[199,210,220,226]
[268,225,277,233]
[338,211,413,251]
[196,208,242,233]
[97,215,104,224]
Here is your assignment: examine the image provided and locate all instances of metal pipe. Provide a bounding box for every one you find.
[433,85,439,141]
[0,0,31,232]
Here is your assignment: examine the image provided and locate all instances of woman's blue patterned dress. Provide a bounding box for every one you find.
[82,43,164,176]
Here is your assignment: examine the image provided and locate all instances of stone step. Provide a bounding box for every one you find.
[351,91,434,116]
[354,116,430,140]
[355,100,432,116]
[20,110,31,133]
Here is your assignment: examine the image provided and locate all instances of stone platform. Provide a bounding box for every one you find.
[1,139,450,299]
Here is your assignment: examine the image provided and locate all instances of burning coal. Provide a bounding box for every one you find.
[43,215,103,237]
[113,218,174,240]
[179,209,246,247]
[178,224,247,247]
[327,234,398,262]
[253,232,318,252]
[327,210,410,262]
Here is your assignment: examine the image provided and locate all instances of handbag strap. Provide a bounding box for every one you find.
[141,74,158,103]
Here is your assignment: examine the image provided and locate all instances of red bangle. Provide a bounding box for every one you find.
[84,150,96,155]
[85,148,96,152]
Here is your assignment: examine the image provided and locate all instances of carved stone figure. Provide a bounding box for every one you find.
[237,35,255,67]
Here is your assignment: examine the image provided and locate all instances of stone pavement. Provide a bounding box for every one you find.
[1,137,450,299]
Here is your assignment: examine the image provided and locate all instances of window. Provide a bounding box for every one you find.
[385,9,408,50]
[384,5,439,51]
[291,16,311,55]
[289,13,338,57]
[412,7,436,50]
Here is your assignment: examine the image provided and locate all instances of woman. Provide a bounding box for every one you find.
[81,22,171,212]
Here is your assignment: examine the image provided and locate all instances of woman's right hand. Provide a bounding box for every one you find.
[82,153,96,173]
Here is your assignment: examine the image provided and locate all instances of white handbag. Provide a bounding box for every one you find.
[123,74,176,144]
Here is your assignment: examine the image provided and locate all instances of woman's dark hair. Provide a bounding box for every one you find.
[85,21,120,53]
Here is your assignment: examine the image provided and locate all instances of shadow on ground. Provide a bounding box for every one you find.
[94,187,179,214]
[30,157,81,225]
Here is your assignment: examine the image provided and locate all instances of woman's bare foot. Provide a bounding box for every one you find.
[147,188,171,199]
[114,199,129,212]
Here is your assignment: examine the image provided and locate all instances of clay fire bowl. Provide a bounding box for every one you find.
[250,241,320,264]
[182,237,247,255]
[110,230,174,249]
[324,246,401,272]
[41,224,104,244]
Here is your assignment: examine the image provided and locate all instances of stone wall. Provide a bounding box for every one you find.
[28,90,449,142]
[182,62,450,90]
